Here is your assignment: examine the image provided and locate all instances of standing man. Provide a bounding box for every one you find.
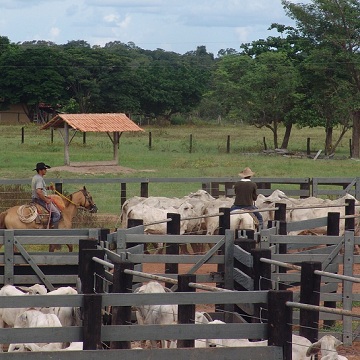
[230,167,263,229]
[31,162,61,229]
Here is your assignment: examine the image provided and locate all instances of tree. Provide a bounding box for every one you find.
[211,52,301,148]
[57,44,101,113]
[282,0,360,156]
[297,46,355,155]
[240,30,308,149]
[136,47,212,123]
[0,44,66,120]
[96,50,142,114]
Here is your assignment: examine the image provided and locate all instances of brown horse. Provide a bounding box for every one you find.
[0,186,97,252]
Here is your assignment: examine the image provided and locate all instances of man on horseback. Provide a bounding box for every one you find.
[230,167,263,230]
[31,162,61,229]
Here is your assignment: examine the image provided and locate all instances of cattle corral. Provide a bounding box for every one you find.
[1,178,360,358]
[0,208,359,358]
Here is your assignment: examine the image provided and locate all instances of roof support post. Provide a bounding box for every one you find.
[64,122,70,166]
[113,131,119,164]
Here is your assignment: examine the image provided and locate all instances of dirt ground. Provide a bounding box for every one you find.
[143,261,360,358]
[50,164,155,175]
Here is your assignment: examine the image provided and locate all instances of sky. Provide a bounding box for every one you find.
[0,0,309,56]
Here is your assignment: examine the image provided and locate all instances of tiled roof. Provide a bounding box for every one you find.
[41,113,144,132]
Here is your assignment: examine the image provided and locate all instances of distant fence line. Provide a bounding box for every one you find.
[1,177,360,206]
[13,125,350,157]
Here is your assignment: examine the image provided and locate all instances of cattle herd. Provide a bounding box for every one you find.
[120,189,360,244]
[0,284,82,352]
[0,281,349,358]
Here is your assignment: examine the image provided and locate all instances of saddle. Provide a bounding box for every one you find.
[16,203,50,226]
[17,195,64,227]
[249,212,259,228]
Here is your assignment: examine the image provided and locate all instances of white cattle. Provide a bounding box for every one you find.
[203,198,234,236]
[9,341,84,352]
[134,281,177,348]
[0,284,48,332]
[121,190,213,229]
[202,321,313,360]
[120,196,146,228]
[288,194,360,236]
[120,191,216,253]
[141,196,183,210]
[255,189,290,224]
[127,201,196,236]
[62,342,84,351]
[194,311,212,324]
[306,335,348,360]
[185,189,215,202]
[40,286,80,327]
[8,309,63,352]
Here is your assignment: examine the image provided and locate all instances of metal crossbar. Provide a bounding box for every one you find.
[260,257,360,283]
[286,301,360,318]
[91,257,232,292]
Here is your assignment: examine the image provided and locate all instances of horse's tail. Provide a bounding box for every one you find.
[0,211,7,229]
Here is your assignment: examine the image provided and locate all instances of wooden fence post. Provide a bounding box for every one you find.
[148,131,152,150]
[78,238,98,292]
[189,134,193,153]
[275,203,287,290]
[226,135,230,153]
[54,182,62,194]
[140,182,149,197]
[219,207,231,236]
[4,230,14,285]
[165,213,180,288]
[299,261,321,343]
[327,212,340,236]
[216,207,231,311]
[120,183,127,206]
[177,274,196,348]
[345,199,355,231]
[251,248,272,323]
[268,290,293,360]
[349,138,352,158]
[99,228,110,246]
[223,229,235,321]
[83,294,102,350]
[110,261,134,349]
[78,247,105,295]
[325,212,340,327]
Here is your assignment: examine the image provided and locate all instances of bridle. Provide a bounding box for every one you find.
[53,188,98,213]
[77,189,98,213]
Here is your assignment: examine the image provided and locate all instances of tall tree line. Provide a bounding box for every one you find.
[0,0,359,156]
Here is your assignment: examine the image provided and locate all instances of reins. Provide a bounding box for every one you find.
[52,189,78,206]
[52,188,93,211]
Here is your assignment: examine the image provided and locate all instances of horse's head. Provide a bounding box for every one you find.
[79,186,98,213]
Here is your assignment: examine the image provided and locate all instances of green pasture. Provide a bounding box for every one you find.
[0,122,356,178]
[0,122,358,226]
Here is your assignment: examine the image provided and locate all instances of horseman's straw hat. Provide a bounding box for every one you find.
[239,167,255,178]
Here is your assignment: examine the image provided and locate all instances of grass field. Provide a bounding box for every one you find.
[0,122,357,179]
[0,122,358,225]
